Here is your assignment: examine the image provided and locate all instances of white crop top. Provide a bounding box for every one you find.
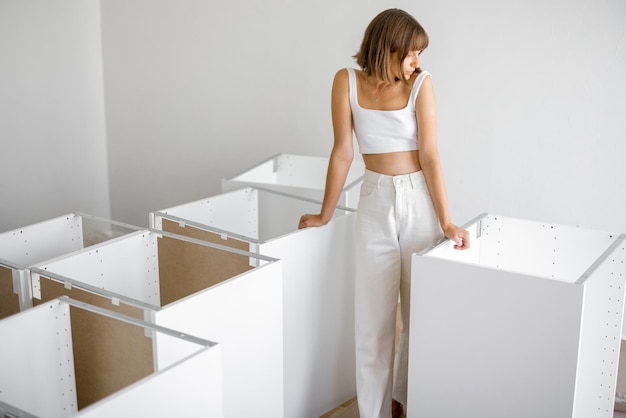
[347,67,430,154]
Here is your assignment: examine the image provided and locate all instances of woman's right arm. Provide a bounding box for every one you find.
[298,69,354,229]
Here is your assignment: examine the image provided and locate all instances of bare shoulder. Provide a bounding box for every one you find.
[416,72,435,100]
[415,72,436,120]
[331,69,353,131]
[416,71,432,86]
[333,68,350,83]
[332,68,351,95]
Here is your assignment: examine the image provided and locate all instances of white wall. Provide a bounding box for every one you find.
[101,0,626,232]
[1,0,625,234]
[0,0,111,232]
[421,0,626,233]
[99,0,383,227]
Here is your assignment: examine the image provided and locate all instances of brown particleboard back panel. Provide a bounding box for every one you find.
[159,219,254,306]
[34,279,153,410]
[0,265,20,319]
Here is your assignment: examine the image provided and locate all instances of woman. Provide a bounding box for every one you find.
[298,9,469,418]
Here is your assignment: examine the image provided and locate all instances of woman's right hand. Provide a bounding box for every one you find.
[298,214,327,229]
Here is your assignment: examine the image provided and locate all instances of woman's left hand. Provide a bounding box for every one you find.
[444,224,470,250]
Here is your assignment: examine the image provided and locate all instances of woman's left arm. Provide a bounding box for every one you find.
[416,75,470,250]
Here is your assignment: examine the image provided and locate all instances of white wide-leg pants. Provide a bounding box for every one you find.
[355,169,441,418]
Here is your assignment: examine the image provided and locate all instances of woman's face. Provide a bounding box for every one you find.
[401,50,421,80]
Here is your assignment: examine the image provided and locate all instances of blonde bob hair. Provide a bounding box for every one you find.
[353,9,429,83]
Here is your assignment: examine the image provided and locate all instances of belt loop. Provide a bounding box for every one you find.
[376,173,383,189]
[409,172,416,189]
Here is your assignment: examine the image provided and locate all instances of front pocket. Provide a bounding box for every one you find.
[360,182,377,197]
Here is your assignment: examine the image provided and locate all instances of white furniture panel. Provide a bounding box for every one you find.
[261,215,356,418]
[154,260,283,417]
[0,297,77,416]
[408,213,626,418]
[31,230,161,307]
[29,230,283,418]
[152,187,357,418]
[221,153,365,210]
[0,297,222,418]
[0,213,141,316]
[0,214,83,266]
[78,344,223,417]
[0,213,141,267]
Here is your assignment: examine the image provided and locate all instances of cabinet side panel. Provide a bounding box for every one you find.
[573,241,626,418]
[408,255,582,418]
[0,301,77,417]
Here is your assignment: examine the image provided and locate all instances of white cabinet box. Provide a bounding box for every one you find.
[0,213,140,318]
[408,213,626,418]
[221,153,365,210]
[28,229,283,418]
[0,297,222,418]
[151,187,356,418]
